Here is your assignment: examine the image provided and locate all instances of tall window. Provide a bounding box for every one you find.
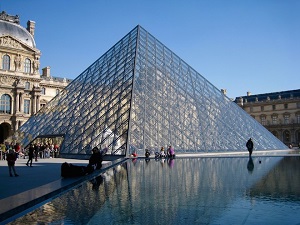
[24,58,31,73]
[284,103,288,109]
[284,114,290,124]
[24,99,30,114]
[0,94,11,114]
[261,106,264,111]
[297,114,300,124]
[272,115,278,125]
[41,87,46,95]
[272,105,276,110]
[56,89,60,95]
[2,55,10,70]
[25,82,30,90]
[261,116,266,125]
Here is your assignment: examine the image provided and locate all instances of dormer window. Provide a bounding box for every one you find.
[2,55,10,70]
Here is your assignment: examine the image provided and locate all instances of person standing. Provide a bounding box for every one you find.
[246,138,254,157]
[167,145,175,158]
[6,149,19,177]
[26,144,34,167]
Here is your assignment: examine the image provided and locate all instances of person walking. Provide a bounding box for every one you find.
[246,138,254,157]
[26,144,34,167]
[6,149,19,177]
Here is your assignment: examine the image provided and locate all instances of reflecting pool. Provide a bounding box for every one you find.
[8,156,300,224]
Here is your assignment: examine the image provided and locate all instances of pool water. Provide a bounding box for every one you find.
[8,156,300,224]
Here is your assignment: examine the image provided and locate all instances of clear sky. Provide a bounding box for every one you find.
[1,0,299,99]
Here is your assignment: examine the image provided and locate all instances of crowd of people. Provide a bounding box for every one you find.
[0,142,60,161]
[0,142,60,177]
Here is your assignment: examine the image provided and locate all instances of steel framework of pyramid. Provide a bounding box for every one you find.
[18,25,287,158]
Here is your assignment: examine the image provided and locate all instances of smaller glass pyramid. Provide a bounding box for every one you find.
[18,25,287,158]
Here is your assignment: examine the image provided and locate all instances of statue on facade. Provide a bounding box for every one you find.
[14,54,21,71]
[33,56,40,74]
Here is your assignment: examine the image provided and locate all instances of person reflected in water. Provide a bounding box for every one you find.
[168,158,175,168]
[246,138,254,156]
[145,157,150,164]
[91,175,104,191]
[247,156,254,173]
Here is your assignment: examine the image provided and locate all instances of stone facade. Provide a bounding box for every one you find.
[235,90,300,147]
[0,11,71,143]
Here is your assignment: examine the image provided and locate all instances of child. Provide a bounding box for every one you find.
[160,147,166,158]
[6,149,19,177]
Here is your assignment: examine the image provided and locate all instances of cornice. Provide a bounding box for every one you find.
[0,73,42,83]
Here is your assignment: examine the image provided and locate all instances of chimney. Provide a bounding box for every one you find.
[42,66,51,77]
[27,20,35,37]
[247,91,251,96]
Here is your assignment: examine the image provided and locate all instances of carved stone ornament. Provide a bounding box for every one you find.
[0,11,20,24]
[16,78,24,87]
[0,75,14,85]
[0,36,23,49]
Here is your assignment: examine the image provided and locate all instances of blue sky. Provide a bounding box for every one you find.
[1,0,299,98]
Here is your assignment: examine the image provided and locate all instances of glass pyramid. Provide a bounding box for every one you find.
[18,25,287,158]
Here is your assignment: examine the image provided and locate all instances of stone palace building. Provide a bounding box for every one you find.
[0,11,71,143]
[235,89,300,147]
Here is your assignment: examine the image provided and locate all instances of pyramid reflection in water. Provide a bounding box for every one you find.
[18,25,287,158]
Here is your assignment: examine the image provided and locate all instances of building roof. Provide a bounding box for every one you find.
[235,89,300,103]
[0,11,36,48]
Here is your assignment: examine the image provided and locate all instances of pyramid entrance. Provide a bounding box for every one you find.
[18,25,287,159]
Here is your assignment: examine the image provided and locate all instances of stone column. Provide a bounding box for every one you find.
[32,96,36,114]
[19,93,23,112]
[36,95,40,112]
[15,120,19,130]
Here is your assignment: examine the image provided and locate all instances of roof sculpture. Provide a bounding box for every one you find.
[0,11,36,48]
[18,25,287,158]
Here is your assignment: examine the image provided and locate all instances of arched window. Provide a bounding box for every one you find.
[56,89,60,95]
[2,55,10,70]
[41,87,46,95]
[260,115,266,126]
[25,82,30,90]
[24,58,31,73]
[0,94,11,114]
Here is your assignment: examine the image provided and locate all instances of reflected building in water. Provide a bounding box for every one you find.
[18,25,287,158]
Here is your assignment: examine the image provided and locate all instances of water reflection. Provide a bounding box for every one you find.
[247,156,254,173]
[9,157,300,224]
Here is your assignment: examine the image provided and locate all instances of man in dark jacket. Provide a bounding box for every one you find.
[26,144,34,167]
[246,138,254,157]
[6,149,19,177]
[89,147,102,169]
